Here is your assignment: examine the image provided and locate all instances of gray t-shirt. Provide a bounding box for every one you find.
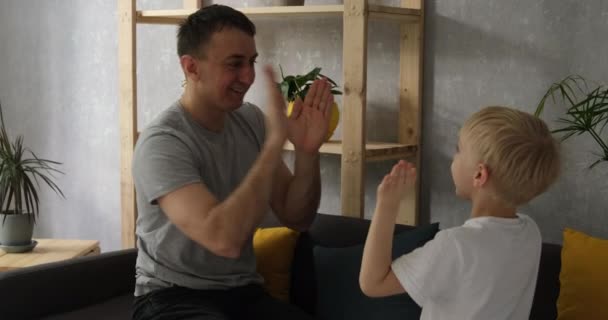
[132,101,266,296]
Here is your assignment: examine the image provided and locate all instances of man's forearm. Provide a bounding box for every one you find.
[208,143,284,249]
[282,151,321,230]
[360,204,398,291]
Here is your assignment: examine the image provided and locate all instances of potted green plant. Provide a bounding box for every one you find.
[0,101,64,252]
[278,66,342,141]
[535,75,608,168]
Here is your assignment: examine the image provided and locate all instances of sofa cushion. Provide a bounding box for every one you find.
[313,223,439,320]
[41,294,133,320]
[556,228,608,320]
[253,227,300,302]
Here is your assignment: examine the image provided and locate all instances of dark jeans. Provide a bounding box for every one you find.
[132,284,315,320]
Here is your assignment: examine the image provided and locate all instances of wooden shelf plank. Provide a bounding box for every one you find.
[136,5,420,25]
[369,5,420,22]
[0,239,100,271]
[137,5,343,24]
[137,9,193,25]
[364,142,418,161]
[283,141,417,162]
[241,4,345,16]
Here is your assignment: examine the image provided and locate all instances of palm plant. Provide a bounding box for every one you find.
[277,66,342,102]
[535,75,608,168]
[0,101,64,225]
[277,66,343,141]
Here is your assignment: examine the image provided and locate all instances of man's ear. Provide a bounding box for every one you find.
[473,163,489,188]
[180,55,200,83]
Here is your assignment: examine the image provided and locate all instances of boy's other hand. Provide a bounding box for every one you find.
[376,160,416,212]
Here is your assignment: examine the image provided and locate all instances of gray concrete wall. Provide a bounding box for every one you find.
[0,0,121,250]
[0,0,606,251]
[421,0,608,244]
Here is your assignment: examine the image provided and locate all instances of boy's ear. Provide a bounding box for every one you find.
[473,163,489,188]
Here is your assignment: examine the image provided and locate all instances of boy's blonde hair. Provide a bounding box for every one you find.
[460,106,560,206]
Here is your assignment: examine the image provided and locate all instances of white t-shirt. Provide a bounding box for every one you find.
[391,214,542,320]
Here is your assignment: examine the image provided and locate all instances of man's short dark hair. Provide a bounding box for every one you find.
[177,5,256,58]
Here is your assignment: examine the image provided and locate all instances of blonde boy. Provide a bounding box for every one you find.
[359,106,560,320]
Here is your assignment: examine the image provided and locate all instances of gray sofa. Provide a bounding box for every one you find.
[0,213,561,319]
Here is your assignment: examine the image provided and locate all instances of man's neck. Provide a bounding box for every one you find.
[470,193,518,219]
[180,89,226,132]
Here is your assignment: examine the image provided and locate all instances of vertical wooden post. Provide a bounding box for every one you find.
[118,0,137,248]
[341,0,368,218]
[397,0,423,226]
[183,0,202,9]
[401,0,422,10]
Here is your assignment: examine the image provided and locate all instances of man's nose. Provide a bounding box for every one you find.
[240,65,255,85]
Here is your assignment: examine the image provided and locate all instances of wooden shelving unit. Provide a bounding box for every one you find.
[118,0,424,248]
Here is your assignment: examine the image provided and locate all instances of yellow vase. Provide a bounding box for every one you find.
[287,101,340,141]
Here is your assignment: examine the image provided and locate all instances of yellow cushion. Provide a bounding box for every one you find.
[557,228,608,320]
[253,227,300,302]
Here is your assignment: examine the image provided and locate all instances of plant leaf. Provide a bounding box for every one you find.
[0,101,64,224]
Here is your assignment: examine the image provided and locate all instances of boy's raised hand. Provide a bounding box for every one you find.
[361,160,415,298]
[376,160,417,212]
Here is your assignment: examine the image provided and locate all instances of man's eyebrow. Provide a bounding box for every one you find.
[225,53,259,60]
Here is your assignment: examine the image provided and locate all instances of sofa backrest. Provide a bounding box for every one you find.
[530,243,561,320]
[290,213,562,320]
[0,248,137,319]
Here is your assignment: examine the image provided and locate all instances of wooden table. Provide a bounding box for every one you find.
[0,239,100,272]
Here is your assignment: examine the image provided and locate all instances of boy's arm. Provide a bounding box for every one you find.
[360,160,416,297]
[359,201,407,297]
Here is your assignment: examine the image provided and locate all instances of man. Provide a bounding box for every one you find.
[131,4,333,320]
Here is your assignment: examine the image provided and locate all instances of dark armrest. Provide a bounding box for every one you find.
[0,248,137,319]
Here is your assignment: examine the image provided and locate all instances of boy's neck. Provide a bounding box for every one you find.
[470,194,518,219]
